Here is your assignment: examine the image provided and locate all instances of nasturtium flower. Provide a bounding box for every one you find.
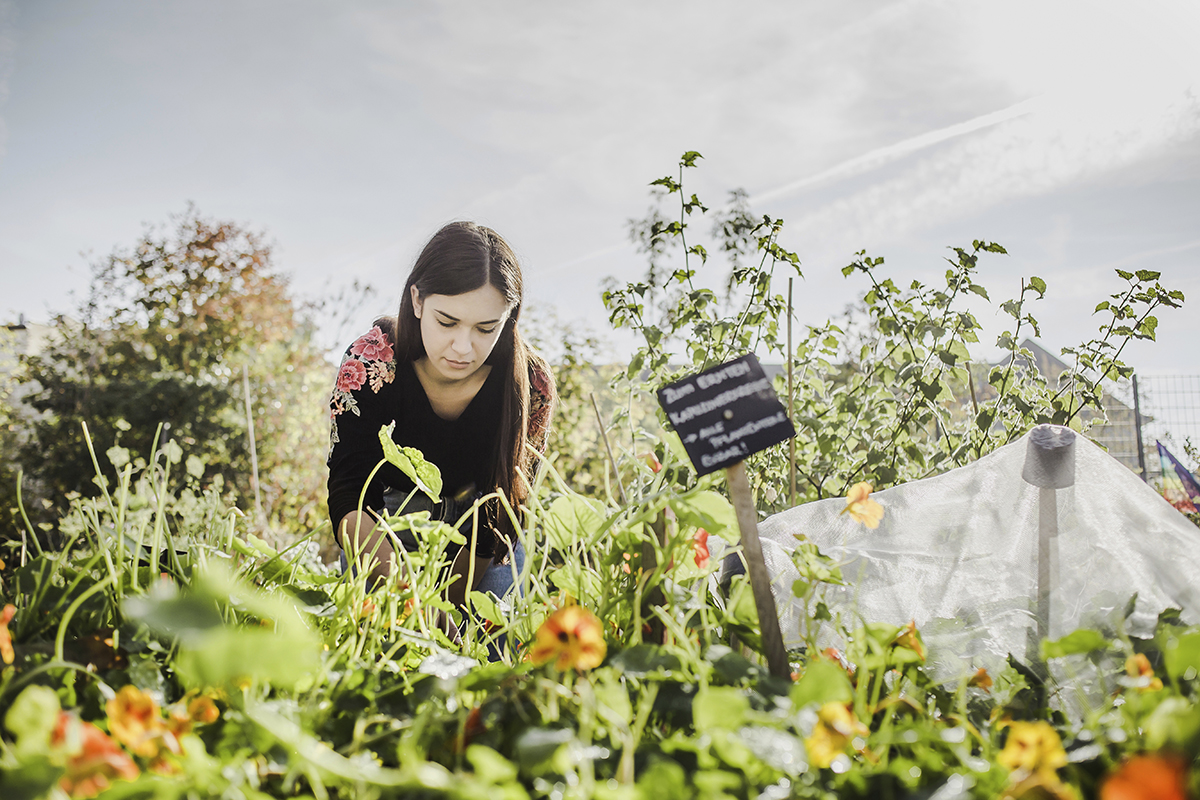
[804,702,868,769]
[998,720,1068,776]
[1124,653,1163,691]
[0,603,16,664]
[891,619,926,661]
[167,692,220,735]
[106,685,176,758]
[639,452,662,473]
[360,599,378,620]
[693,528,711,569]
[840,482,884,529]
[529,605,607,671]
[51,712,139,798]
[968,667,993,692]
[1101,754,1189,800]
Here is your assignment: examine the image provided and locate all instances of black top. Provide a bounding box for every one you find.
[327,337,502,558]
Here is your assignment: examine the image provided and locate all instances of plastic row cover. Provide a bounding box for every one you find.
[751,425,1200,678]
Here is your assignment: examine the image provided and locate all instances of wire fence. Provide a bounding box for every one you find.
[1090,374,1200,483]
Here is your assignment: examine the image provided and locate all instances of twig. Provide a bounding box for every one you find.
[591,392,628,505]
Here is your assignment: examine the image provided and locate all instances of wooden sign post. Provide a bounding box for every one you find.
[657,354,795,679]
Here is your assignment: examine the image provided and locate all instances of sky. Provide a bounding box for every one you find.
[1,0,1198,379]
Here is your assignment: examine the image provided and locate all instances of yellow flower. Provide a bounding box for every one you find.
[804,702,868,769]
[840,482,884,528]
[529,605,607,671]
[998,720,1068,776]
[106,686,177,759]
[1124,653,1163,691]
[892,619,926,662]
[0,604,16,665]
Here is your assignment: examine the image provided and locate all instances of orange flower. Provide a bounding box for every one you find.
[804,703,868,768]
[529,605,607,671]
[51,712,139,798]
[639,452,662,473]
[0,603,16,665]
[187,695,219,725]
[167,692,221,735]
[360,599,378,620]
[892,620,925,661]
[1101,754,1189,800]
[693,528,711,569]
[1124,653,1163,692]
[400,597,417,619]
[968,667,993,692]
[839,483,883,529]
[106,685,177,758]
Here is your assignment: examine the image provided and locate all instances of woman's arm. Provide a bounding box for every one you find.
[446,547,496,607]
[338,509,398,588]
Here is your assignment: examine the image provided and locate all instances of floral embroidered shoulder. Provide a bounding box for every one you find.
[326,325,554,537]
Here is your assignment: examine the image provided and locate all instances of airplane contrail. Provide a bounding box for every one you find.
[538,96,1044,277]
[749,95,1043,206]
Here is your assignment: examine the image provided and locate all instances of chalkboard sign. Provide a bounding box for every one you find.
[656,354,796,476]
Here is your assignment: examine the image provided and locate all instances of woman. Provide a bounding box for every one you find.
[327,221,556,606]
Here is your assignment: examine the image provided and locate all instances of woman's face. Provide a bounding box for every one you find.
[412,283,511,382]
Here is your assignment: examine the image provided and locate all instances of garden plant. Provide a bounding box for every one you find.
[0,154,1196,799]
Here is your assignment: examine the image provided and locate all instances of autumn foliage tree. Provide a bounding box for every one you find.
[16,206,331,540]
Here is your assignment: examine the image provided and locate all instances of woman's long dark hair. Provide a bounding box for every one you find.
[378,221,554,552]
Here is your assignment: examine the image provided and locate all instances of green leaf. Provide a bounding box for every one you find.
[790,659,854,708]
[466,745,520,786]
[680,150,703,167]
[3,686,60,757]
[693,686,749,731]
[1135,269,1161,282]
[1161,629,1200,682]
[468,591,505,627]
[378,423,442,501]
[1094,300,1111,313]
[543,494,608,550]
[1041,628,1109,659]
[610,644,682,677]
[627,350,645,380]
[1138,315,1159,339]
[106,445,130,469]
[670,489,737,544]
[124,563,320,690]
[1027,276,1047,296]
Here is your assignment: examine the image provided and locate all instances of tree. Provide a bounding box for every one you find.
[14,206,331,542]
